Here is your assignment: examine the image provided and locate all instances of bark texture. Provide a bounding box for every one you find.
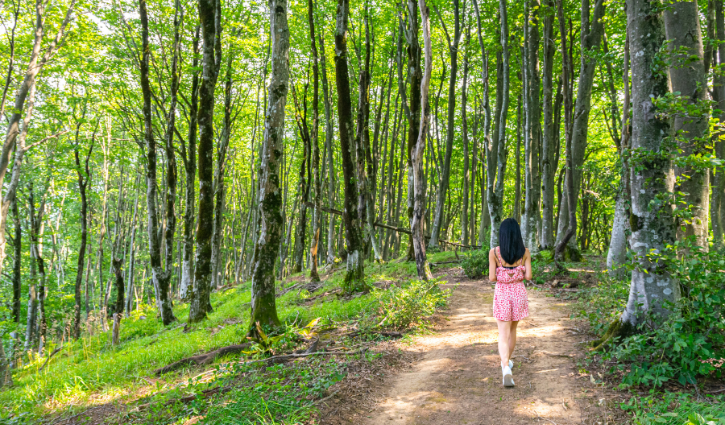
[621,0,678,327]
[334,0,366,291]
[249,0,288,330]
[190,0,222,323]
[139,0,177,326]
[411,0,433,280]
[487,0,510,248]
[663,1,710,251]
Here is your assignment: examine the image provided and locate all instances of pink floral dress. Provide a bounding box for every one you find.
[492,246,529,322]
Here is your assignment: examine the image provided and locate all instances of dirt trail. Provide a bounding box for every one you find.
[363,270,597,425]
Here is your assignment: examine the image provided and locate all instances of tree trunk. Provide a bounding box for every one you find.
[411,0,434,279]
[334,0,366,291]
[11,197,20,324]
[112,258,125,317]
[212,50,233,288]
[620,0,677,328]
[488,0,510,248]
[524,0,542,250]
[189,0,222,323]
[555,0,606,258]
[473,0,492,247]
[139,0,177,326]
[249,0,288,330]
[0,0,76,290]
[461,33,470,246]
[663,1,710,251]
[515,96,522,223]
[163,0,181,295]
[541,0,557,249]
[308,0,322,282]
[317,30,337,265]
[712,0,725,250]
[180,26,200,301]
[429,0,461,249]
[607,35,631,278]
[72,120,93,339]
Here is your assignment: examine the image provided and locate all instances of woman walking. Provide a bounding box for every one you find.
[489,218,532,387]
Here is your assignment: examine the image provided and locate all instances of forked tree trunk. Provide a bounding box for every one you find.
[411,0,433,279]
[334,0,366,291]
[190,0,222,323]
[249,0,288,330]
[663,1,710,251]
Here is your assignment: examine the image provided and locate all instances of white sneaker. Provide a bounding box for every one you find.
[509,359,513,369]
[502,365,515,387]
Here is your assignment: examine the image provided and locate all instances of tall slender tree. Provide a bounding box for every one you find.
[139,0,176,326]
[189,0,223,323]
[334,0,367,291]
[249,0,289,330]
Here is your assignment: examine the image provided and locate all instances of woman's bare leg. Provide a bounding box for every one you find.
[508,321,519,361]
[496,320,512,367]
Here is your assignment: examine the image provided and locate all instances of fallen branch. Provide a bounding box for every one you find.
[154,343,252,376]
[304,202,481,249]
[38,346,63,372]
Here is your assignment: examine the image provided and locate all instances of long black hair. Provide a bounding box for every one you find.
[499,218,526,264]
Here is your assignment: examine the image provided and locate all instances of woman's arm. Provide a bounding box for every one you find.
[524,248,533,281]
[489,248,498,282]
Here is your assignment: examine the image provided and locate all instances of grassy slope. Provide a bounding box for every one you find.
[0,251,457,424]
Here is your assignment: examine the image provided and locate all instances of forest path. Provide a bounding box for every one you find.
[363,269,593,425]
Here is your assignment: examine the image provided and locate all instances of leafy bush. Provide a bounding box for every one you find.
[584,246,725,388]
[531,250,555,284]
[461,249,489,279]
[373,279,451,329]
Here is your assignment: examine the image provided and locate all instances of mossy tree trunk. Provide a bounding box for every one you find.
[308,0,322,282]
[621,0,678,329]
[189,0,222,323]
[334,0,367,292]
[249,0,288,330]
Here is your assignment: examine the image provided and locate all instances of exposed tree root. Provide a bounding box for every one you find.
[589,319,634,352]
[153,343,252,376]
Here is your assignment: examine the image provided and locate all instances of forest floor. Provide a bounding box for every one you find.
[317,263,629,425]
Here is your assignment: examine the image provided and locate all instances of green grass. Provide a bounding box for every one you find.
[1,252,456,424]
[622,392,725,425]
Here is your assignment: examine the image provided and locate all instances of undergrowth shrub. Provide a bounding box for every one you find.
[373,279,451,329]
[582,246,725,388]
[461,249,488,279]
